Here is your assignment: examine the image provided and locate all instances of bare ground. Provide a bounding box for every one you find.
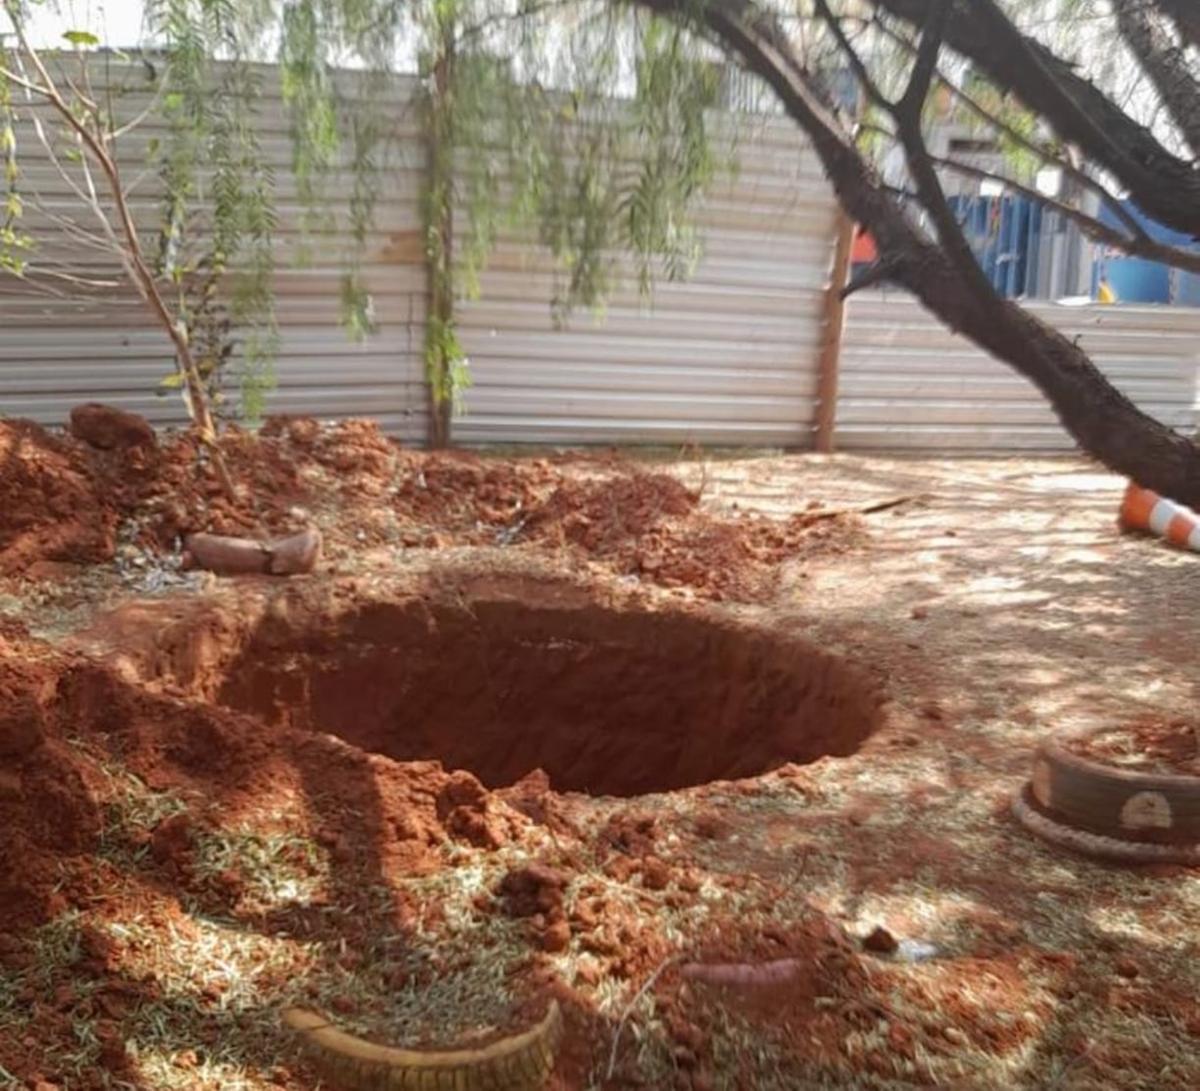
[3,442,1199,1091]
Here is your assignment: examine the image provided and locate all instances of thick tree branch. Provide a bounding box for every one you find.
[1114,0,1200,158]
[869,0,1200,238]
[1153,0,1200,50]
[932,154,1200,276]
[866,14,1151,244]
[634,0,1200,505]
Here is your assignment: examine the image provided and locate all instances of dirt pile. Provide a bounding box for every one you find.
[0,411,861,600]
[391,450,561,540]
[524,472,699,550]
[0,626,476,938]
[0,415,404,577]
[0,419,119,575]
[520,473,861,600]
[1065,715,1200,775]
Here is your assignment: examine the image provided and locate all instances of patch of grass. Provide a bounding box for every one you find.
[190,826,330,914]
[62,739,190,867]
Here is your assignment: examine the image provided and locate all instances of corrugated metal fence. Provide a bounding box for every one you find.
[0,63,842,447]
[838,293,1200,451]
[0,65,432,444]
[2,62,1199,453]
[455,125,839,445]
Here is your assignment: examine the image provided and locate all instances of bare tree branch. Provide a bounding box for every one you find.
[4,11,236,496]
[865,14,1151,244]
[813,0,890,109]
[932,154,1200,276]
[869,0,1200,237]
[1114,0,1200,158]
[890,0,996,296]
[635,0,1200,506]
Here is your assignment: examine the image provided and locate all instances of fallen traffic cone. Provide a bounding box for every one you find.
[1119,481,1200,552]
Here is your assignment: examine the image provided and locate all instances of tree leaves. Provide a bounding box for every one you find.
[62,30,101,48]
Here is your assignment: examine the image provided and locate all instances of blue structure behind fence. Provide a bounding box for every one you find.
[950,194,1043,298]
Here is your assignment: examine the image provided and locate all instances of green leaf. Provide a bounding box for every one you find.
[63,30,101,48]
[157,373,186,390]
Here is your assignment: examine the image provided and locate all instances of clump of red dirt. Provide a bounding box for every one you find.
[0,618,503,935]
[390,449,561,541]
[1065,715,1200,775]
[127,418,404,550]
[519,472,861,600]
[524,472,699,549]
[0,419,118,575]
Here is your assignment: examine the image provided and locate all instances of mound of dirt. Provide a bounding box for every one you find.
[391,450,561,536]
[524,472,699,550]
[0,622,476,935]
[0,419,118,575]
[0,412,862,601]
[1065,715,1200,775]
[521,473,861,601]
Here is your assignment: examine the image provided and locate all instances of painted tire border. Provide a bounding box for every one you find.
[1015,731,1200,864]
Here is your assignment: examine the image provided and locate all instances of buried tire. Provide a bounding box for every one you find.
[1014,731,1200,865]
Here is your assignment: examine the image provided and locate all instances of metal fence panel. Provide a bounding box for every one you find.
[838,293,1200,451]
[454,120,839,446]
[0,64,429,443]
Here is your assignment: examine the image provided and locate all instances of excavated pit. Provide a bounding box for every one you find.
[209,590,885,798]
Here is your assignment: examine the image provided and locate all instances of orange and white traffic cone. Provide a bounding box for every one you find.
[1119,481,1200,552]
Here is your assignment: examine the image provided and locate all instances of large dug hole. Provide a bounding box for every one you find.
[216,593,884,797]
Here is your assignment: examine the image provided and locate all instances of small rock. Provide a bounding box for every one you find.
[862,926,899,954]
[1115,958,1140,979]
[895,938,940,962]
[539,919,571,953]
[498,864,568,918]
[150,812,195,869]
[69,403,156,450]
[436,770,490,814]
[640,857,672,891]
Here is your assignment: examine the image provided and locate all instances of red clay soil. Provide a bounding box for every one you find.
[1064,715,1200,776]
[7,430,1200,1089]
[0,414,860,601]
[0,582,896,1090]
[0,419,118,575]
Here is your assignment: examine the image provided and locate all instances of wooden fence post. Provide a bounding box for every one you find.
[814,209,855,453]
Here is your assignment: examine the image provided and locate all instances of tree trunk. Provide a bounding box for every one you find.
[638,0,1200,506]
